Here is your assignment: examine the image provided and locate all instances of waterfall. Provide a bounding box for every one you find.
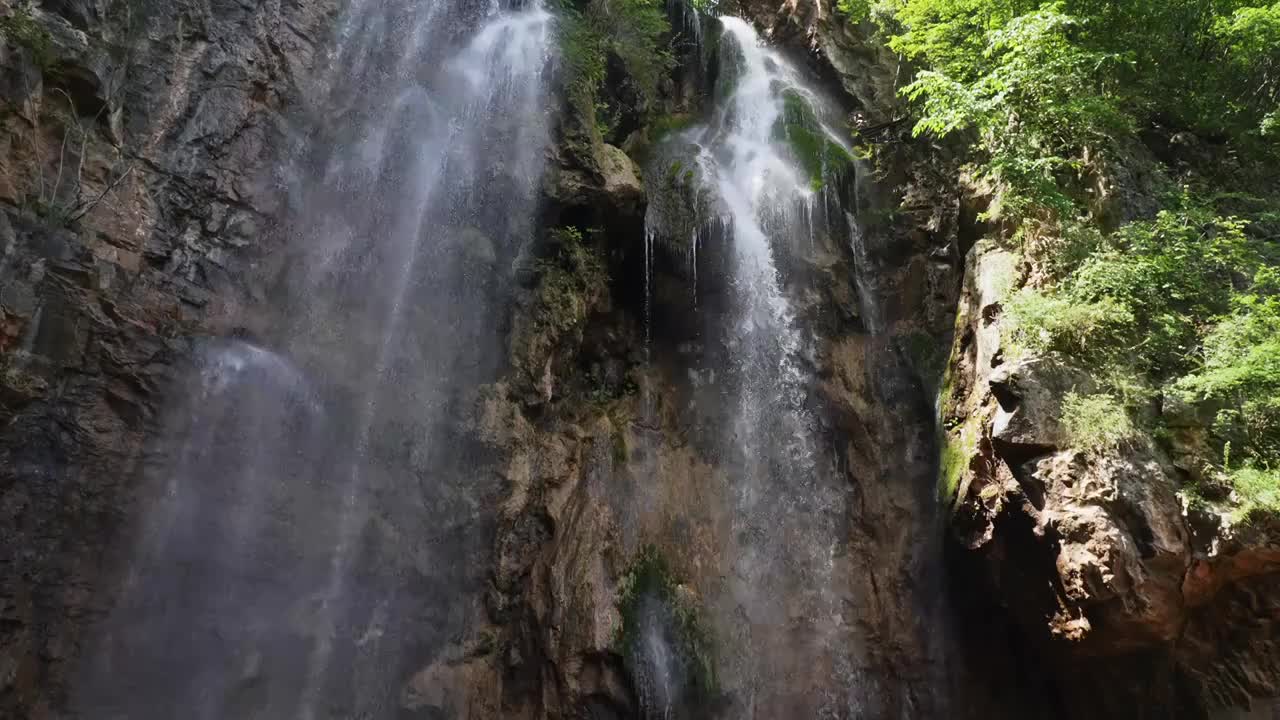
[643,16,864,717]
[73,1,555,717]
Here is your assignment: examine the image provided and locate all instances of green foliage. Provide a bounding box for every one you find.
[615,545,718,701]
[847,0,1280,517]
[1227,466,1280,522]
[850,0,1280,221]
[1002,202,1277,515]
[1061,391,1136,450]
[836,0,872,21]
[1212,3,1280,136]
[558,0,673,127]
[871,0,1280,139]
[1176,274,1280,472]
[1004,200,1260,379]
[900,7,1128,221]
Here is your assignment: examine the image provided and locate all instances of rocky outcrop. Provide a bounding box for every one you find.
[0,0,335,716]
[943,237,1280,718]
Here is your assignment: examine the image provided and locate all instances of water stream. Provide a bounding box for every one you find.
[644,16,869,718]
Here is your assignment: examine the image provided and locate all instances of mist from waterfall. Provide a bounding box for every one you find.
[73,1,555,717]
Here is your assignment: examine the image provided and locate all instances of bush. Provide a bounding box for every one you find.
[1004,199,1261,378]
[558,0,673,124]
[1229,466,1280,522]
[1176,273,1280,472]
[1003,201,1276,490]
[1061,391,1136,451]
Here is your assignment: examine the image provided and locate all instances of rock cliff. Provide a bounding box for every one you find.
[0,0,1276,718]
[0,0,335,715]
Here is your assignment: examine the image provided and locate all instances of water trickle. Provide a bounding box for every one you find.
[645,226,654,360]
[631,595,681,720]
[847,210,884,334]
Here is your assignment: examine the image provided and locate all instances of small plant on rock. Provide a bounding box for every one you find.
[1061,391,1136,451]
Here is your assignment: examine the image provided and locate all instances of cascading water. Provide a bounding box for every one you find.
[643,16,881,718]
[74,1,554,717]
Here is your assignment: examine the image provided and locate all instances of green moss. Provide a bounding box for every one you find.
[781,89,819,128]
[773,91,855,191]
[1,8,55,69]
[651,113,697,140]
[631,114,699,164]
[940,417,978,506]
[615,545,718,703]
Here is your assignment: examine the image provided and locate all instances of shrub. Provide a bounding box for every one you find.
[1176,274,1280,472]
[1229,466,1280,522]
[1004,200,1261,379]
[1061,391,1136,451]
[558,0,673,124]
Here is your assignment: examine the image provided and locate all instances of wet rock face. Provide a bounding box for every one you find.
[464,10,991,717]
[0,0,335,716]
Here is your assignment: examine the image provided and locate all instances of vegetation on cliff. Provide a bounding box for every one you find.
[614,545,718,708]
[557,0,673,136]
[843,0,1280,515]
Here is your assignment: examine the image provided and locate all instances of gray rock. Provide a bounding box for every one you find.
[989,357,1096,451]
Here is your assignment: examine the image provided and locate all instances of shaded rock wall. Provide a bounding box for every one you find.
[0,0,335,716]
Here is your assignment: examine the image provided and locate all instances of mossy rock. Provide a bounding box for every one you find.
[614,545,719,714]
[774,90,855,191]
[508,227,608,401]
[1,8,56,69]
